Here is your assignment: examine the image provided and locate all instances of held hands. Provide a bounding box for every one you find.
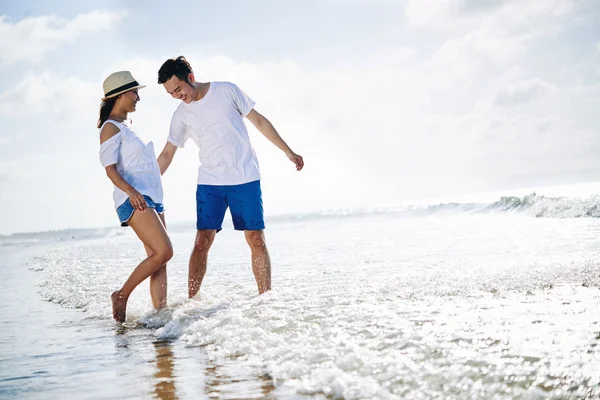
[286,151,304,171]
[127,189,148,211]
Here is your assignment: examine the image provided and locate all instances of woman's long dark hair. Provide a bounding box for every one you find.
[97,97,118,128]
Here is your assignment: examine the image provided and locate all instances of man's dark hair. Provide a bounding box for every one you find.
[158,56,194,85]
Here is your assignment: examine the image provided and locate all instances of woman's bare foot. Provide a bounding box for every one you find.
[111,291,127,323]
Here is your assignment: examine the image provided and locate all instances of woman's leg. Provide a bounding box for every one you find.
[147,213,168,309]
[111,209,173,322]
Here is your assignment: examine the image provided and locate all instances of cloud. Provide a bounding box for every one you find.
[0,0,599,234]
[414,0,586,96]
[0,134,17,147]
[493,79,554,107]
[457,0,513,14]
[0,11,127,66]
[405,0,575,28]
[363,46,414,66]
[596,41,600,74]
[0,71,98,128]
[424,28,525,89]
[405,0,511,27]
[469,80,600,180]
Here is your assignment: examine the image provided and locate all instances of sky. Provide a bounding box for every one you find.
[0,0,599,234]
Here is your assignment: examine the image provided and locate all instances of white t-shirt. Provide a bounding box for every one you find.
[167,81,261,186]
[99,119,164,209]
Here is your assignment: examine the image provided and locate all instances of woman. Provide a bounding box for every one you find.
[98,71,173,323]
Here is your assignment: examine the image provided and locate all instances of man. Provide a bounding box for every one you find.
[156,56,304,297]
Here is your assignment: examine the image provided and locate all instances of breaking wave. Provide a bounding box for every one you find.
[291,192,600,220]
[441,192,600,218]
[484,193,600,217]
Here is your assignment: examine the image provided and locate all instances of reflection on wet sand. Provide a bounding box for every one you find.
[204,361,276,399]
[114,328,280,399]
[153,340,178,400]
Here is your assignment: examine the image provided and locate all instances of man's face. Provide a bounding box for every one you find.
[163,74,195,104]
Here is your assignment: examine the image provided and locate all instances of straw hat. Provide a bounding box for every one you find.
[101,71,146,101]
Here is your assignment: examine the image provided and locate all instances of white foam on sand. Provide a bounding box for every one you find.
[28,210,600,399]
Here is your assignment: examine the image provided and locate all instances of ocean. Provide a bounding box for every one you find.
[1,183,599,399]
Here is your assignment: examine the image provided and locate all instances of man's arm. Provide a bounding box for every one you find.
[246,109,304,171]
[157,142,179,175]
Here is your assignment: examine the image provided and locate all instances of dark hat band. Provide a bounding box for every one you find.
[104,81,140,98]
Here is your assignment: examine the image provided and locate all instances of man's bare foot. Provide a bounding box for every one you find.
[111,291,127,323]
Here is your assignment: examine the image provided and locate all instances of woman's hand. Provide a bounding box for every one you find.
[127,189,147,211]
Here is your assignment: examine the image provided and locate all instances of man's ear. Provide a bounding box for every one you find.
[188,73,196,84]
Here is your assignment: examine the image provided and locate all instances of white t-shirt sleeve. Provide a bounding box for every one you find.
[99,132,122,167]
[228,83,255,117]
[167,108,189,148]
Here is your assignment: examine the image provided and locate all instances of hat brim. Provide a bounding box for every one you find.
[101,84,146,101]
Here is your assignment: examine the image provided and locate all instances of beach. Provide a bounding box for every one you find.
[1,188,600,399]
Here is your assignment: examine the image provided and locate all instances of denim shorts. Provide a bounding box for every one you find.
[117,195,164,227]
[196,180,265,232]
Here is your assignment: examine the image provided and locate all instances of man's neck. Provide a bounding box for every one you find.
[192,82,210,101]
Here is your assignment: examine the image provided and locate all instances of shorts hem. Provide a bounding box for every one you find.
[117,196,164,227]
[233,224,266,231]
[196,225,223,233]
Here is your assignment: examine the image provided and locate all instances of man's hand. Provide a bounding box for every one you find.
[286,152,304,171]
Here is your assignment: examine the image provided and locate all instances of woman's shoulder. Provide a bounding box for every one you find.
[99,120,123,145]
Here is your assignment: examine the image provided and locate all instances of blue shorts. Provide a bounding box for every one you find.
[196,180,265,232]
[117,195,164,227]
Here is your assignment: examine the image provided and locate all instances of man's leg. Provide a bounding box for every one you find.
[188,229,216,298]
[192,184,227,298]
[227,180,269,294]
[244,230,271,294]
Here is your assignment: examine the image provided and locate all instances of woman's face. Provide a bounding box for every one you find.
[119,89,140,113]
